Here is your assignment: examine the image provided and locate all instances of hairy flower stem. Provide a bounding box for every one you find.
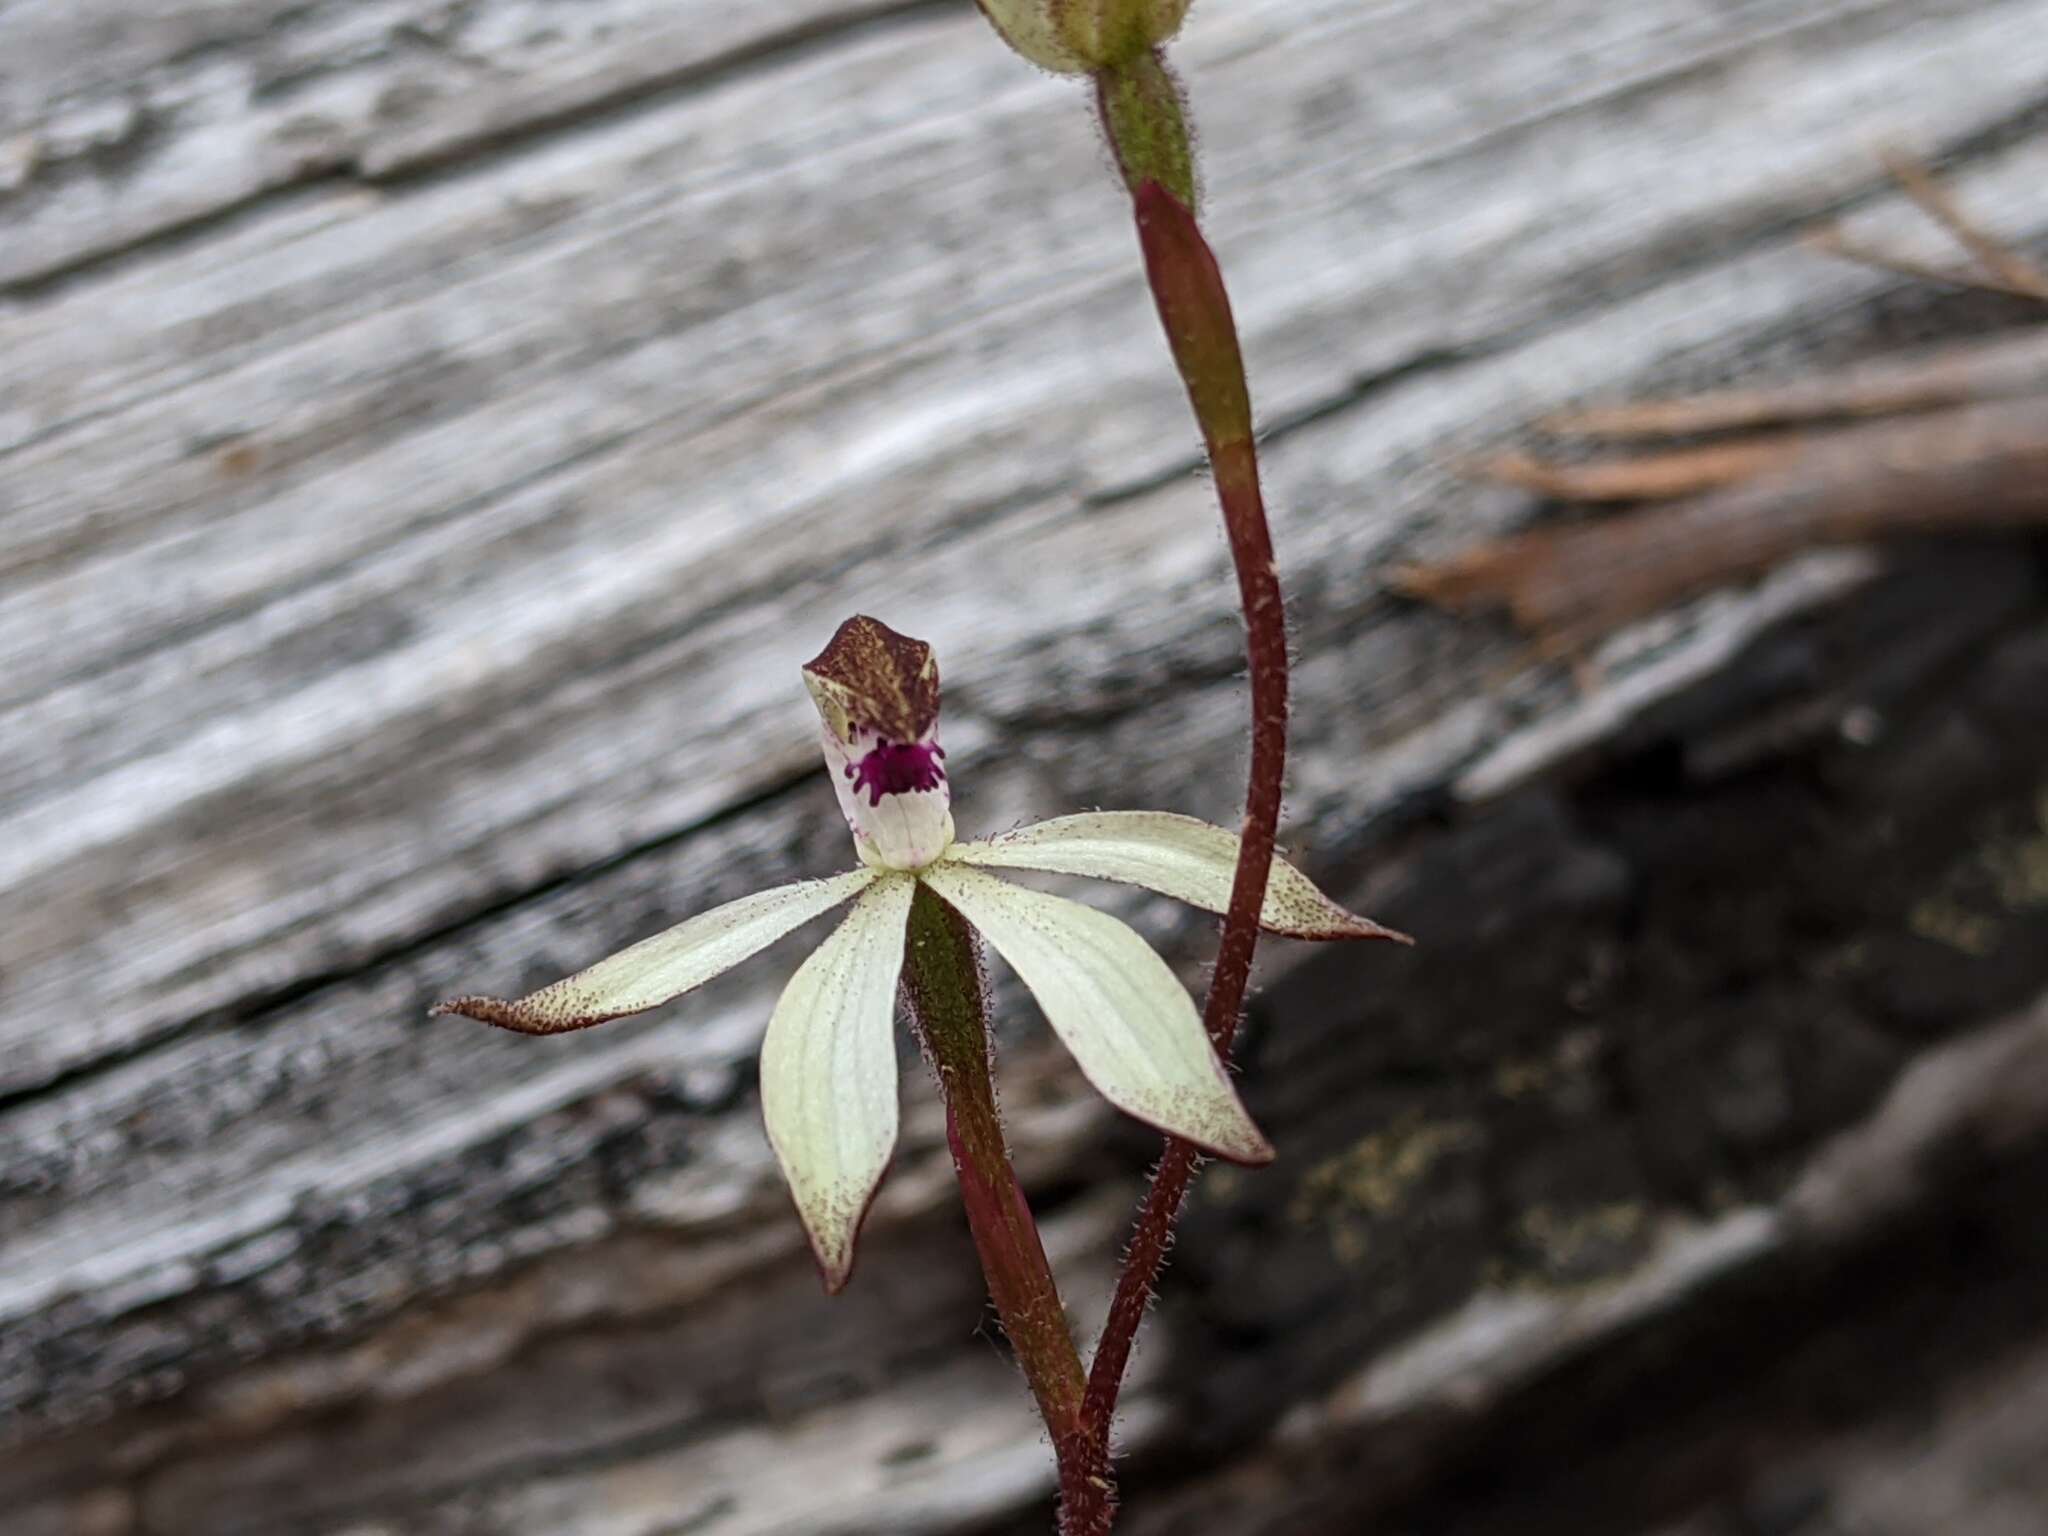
[1074,179,1290,1499]
[901,882,1111,1525]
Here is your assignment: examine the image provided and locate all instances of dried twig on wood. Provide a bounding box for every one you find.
[1809,145,2048,301]
[1397,397,2048,654]
[1397,152,2048,655]
[1536,327,2048,441]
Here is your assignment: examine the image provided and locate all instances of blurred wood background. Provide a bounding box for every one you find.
[4,1,2048,1531]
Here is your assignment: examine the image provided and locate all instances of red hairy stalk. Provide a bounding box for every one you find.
[900,883,1108,1522]
[1073,182,1290,1497]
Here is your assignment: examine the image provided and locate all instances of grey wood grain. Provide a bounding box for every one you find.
[9,0,2047,1090]
[4,0,2048,1530]
[0,0,922,292]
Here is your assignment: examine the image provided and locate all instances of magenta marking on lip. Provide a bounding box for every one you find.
[853,740,946,806]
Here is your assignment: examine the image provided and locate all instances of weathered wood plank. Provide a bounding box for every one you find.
[1123,986,2048,1535]
[7,0,2047,1094]
[3,0,2044,1360]
[0,0,911,292]
[2,0,2047,1530]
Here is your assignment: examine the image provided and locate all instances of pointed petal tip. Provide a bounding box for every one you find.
[1268,874,1410,945]
[1337,914,1416,946]
[783,1183,878,1299]
[1227,1130,1278,1168]
[786,1171,883,1298]
[429,995,520,1025]
[1170,1104,1276,1167]
[815,1248,856,1296]
[1115,1095,1275,1167]
[427,995,628,1035]
[784,1184,874,1299]
[793,1189,878,1297]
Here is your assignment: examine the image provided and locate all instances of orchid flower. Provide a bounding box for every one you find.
[435,617,1404,1290]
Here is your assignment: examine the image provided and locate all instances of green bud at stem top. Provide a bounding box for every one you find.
[1064,0,1192,68]
[977,0,1194,75]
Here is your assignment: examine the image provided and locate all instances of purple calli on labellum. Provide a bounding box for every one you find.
[851,738,947,806]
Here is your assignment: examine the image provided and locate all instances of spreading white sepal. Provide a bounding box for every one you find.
[760,873,917,1292]
[433,867,878,1034]
[945,811,1408,942]
[919,863,1273,1165]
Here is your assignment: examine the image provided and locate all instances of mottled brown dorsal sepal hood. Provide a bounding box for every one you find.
[801,615,941,746]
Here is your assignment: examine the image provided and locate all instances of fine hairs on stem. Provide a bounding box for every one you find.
[965,10,1311,1532]
[1074,181,1291,1509]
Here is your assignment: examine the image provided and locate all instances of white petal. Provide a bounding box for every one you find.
[760,873,916,1292]
[919,863,1272,1164]
[433,868,876,1034]
[947,811,1408,943]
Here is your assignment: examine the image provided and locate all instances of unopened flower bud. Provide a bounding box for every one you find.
[977,0,1194,75]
